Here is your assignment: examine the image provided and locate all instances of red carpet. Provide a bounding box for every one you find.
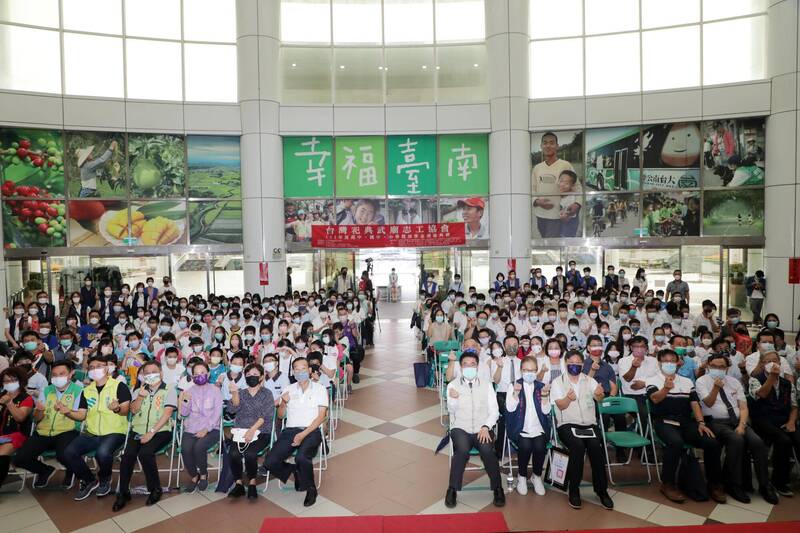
[262,515,800,533]
[260,512,508,532]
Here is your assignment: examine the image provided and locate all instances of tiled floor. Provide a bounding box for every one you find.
[3,302,800,532]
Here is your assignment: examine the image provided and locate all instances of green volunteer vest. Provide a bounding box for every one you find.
[38,382,82,437]
[131,383,173,435]
[83,378,129,436]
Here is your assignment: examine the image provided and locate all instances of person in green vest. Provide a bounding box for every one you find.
[62,355,131,501]
[12,360,82,489]
[112,360,176,512]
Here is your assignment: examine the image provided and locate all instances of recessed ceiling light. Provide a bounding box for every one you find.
[421,65,427,69]
[473,63,479,67]
[291,63,297,67]
[339,65,345,69]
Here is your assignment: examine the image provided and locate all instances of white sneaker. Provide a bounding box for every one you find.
[516,476,528,496]
[532,475,546,496]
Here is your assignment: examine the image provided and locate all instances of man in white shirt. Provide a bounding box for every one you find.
[264,358,328,507]
[695,353,776,504]
[618,336,659,447]
[445,350,504,509]
[492,336,523,457]
[745,330,794,381]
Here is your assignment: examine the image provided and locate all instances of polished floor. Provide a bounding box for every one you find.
[2,302,800,532]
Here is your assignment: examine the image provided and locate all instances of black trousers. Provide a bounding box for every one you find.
[557,424,608,496]
[708,419,769,489]
[494,392,507,457]
[350,347,364,375]
[653,419,722,485]
[514,434,547,478]
[750,417,800,488]
[13,431,78,476]
[118,431,172,494]
[448,428,501,491]
[263,427,322,491]
[228,433,271,482]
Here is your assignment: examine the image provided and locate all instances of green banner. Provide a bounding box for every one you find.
[283,136,334,198]
[438,134,489,196]
[334,136,386,197]
[387,135,436,196]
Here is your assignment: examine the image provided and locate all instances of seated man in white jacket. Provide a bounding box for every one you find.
[445,349,505,509]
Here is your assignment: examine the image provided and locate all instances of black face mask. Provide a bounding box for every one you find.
[543,329,554,337]
[245,375,261,387]
[310,363,321,374]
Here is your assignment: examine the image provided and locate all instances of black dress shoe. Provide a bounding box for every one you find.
[568,491,582,509]
[728,486,751,504]
[228,483,246,498]
[493,487,506,507]
[352,374,360,384]
[760,485,779,505]
[597,491,614,510]
[304,488,318,507]
[445,487,457,508]
[247,484,258,500]
[112,492,131,512]
[146,488,162,506]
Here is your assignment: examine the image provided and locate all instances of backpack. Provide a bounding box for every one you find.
[677,452,709,501]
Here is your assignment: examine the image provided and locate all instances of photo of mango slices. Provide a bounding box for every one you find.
[140,216,181,245]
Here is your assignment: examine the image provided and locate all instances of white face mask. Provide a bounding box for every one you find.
[89,368,106,381]
[265,362,277,373]
[3,381,19,393]
[51,376,69,388]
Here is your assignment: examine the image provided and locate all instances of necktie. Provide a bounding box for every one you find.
[718,387,739,423]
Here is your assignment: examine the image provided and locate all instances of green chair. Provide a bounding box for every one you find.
[597,396,652,485]
[644,399,695,483]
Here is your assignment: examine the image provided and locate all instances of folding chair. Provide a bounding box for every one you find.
[597,396,651,485]
[175,416,225,489]
[272,420,328,491]
[447,420,499,492]
[145,412,179,489]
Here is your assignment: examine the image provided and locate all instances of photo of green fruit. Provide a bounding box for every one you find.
[65,131,126,198]
[187,136,240,198]
[3,198,66,248]
[189,200,242,244]
[0,128,65,197]
[128,133,186,198]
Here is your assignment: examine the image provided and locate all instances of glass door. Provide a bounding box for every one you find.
[680,245,723,314]
[320,251,355,292]
[725,247,764,322]
[49,256,91,309]
[5,258,48,305]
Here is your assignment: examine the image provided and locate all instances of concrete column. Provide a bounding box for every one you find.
[485,0,532,280]
[766,0,799,332]
[237,0,286,296]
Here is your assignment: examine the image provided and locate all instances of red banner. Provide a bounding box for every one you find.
[259,262,269,286]
[790,258,800,284]
[311,223,466,249]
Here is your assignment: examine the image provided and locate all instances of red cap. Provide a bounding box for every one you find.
[457,197,485,209]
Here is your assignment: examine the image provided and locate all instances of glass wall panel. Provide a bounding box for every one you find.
[49,256,91,307]
[126,39,183,101]
[64,33,124,98]
[332,0,383,45]
[334,47,383,104]
[642,26,700,91]
[212,254,243,296]
[604,249,679,294]
[641,0,699,29]
[184,43,238,102]
[0,25,61,94]
[680,245,721,314]
[183,0,236,42]
[384,0,434,44]
[0,0,59,28]
[5,259,47,305]
[436,44,487,103]
[170,252,209,296]
[529,0,582,39]
[435,0,485,43]
[321,251,355,291]
[585,32,640,95]
[703,16,766,85]
[562,246,602,280]
[125,0,181,39]
[584,0,639,35]
[385,46,435,103]
[530,249,562,281]
[281,0,332,44]
[703,0,767,21]
[281,47,333,104]
[467,249,489,293]
[287,252,316,293]
[63,0,122,34]
[529,38,583,99]
[92,256,169,293]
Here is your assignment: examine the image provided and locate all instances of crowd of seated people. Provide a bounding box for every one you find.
[417,265,799,510]
[0,275,377,508]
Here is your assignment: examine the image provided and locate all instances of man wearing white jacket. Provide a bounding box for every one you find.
[445,349,505,509]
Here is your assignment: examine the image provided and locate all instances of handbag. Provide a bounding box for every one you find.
[231,428,260,445]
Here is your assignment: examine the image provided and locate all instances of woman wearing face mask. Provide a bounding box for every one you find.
[161,346,185,386]
[540,339,566,384]
[113,361,176,511]
[747,350,800,497]
[5,302,28,348]
[211,327,228,352]
[179,361,222,492]
[551,350,613,510]
[207,347,227,385]
[226,363,274,500]
[65,292,88,329]
[505,356,550,496]
[0,367,34,487]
